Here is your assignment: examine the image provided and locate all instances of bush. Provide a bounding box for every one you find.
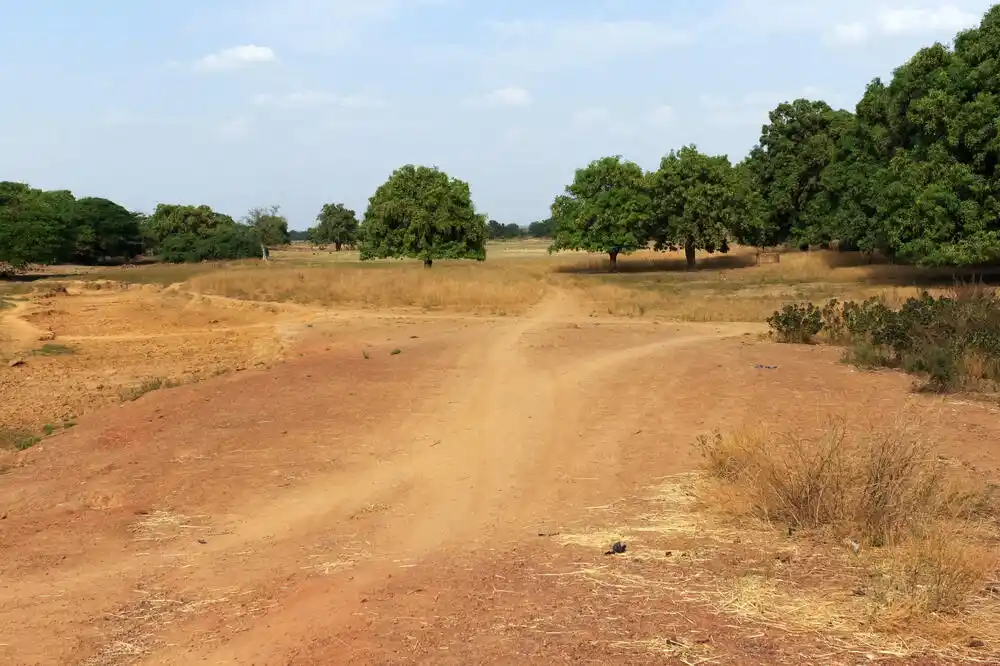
[158,225,260,263]
[766,303,823,343]
[768,289,1000,392]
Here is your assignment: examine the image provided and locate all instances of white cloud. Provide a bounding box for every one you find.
[195,45,275,72]
[464,86,532,109]
[645,105,674,127]
[876,6,978,34]
[253,91,388,109]
[825,4,980,44]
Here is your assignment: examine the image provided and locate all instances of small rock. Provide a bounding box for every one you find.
[1,511,7,520]
[604,541,627,556]
[968,638,985,649]
[197,538,208,545]
[8,358,25,368]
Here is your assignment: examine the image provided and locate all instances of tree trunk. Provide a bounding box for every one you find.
[684,239,696,271]
[261,244,269,262]
[424,258,433,268]
[335,241,342,252]
[609,248,619,272]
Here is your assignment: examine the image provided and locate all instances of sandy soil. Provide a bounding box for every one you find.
[1,286,999,664]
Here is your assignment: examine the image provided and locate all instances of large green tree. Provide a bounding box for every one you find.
[70,197,142,262]
[359,165,488,267]
[648,146,740,270]
[310,202,359,251]
[0,182,70,273]
[548,156,651,271]
[143,203,257,263]
[745,99,855,248]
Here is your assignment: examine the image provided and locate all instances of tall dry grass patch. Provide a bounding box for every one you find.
[696,420,999,623]
[185,262,549,315]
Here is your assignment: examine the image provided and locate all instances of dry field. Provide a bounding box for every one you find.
[1,241,999,665]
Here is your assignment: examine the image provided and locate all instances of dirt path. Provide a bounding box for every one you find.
[2,288,994,664]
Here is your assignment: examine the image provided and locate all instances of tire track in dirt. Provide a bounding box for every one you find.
[179,289,758,664]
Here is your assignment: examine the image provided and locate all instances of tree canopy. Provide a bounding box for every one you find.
[144,204,258,263]
[549,156,651,270]
[359,165,488,267]
[0,182,143,273]
[310,203,359,251]
[648,146,741,270]
[244,205,290,248]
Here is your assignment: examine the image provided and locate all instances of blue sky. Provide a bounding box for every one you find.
[0,0,995,229]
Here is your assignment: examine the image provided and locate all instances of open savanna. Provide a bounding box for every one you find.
[3,240,1000,665]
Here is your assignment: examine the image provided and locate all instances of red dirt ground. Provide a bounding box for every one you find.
[2,290,999,665]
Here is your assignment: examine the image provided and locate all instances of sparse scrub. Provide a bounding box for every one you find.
[0,427,41,451]
[119,377,179,402]
[768,287,1000,392]
[696,423,999,621]
[31,342,75,356]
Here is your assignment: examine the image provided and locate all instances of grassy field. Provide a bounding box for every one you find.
[3,240,971,322]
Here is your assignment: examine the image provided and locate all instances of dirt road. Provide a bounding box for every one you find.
[2,289,998,665]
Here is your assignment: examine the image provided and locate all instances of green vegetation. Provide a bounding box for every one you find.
[0,182,143,274]
[310,203,359,251]
[487,220,523,240]
[4,8,1000,276]
[31,343,75,356]
[550,156,651,271]
[359,164,488,268]
[119,377,180,402]
[768,289,1000,392]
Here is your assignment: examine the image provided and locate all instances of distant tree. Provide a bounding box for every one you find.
[359,164,488,267]
[158,224,260,263]
[144,204,237,250]
[648,145,740,270]
[310,202,359,251]
[288,229,310,242]
[527,218,556,238]
[0,182,69,274]
[70,197,142,262]
[487,220,523,240]
[487,219,504,240]
[502,222,522,239]
[144,203,256,263]
[244,205,290,246]
[548,156,651,271]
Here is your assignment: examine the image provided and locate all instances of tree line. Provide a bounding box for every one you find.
[3,6,997,273]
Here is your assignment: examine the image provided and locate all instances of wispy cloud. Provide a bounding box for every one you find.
[194,45,276,72]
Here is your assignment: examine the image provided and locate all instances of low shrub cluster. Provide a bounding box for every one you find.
[768,288,1000,392]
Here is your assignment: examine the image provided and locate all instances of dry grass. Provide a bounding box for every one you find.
[185,262,550,315]
[554,247,965,322]
[549,419,1000,661]
[697,421,1000,628]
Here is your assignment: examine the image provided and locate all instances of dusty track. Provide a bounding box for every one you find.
[2,288,998,664]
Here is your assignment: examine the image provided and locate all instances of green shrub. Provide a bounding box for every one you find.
[766,303,823,343]
[768,289,1000,393]
[158,225,259,263]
